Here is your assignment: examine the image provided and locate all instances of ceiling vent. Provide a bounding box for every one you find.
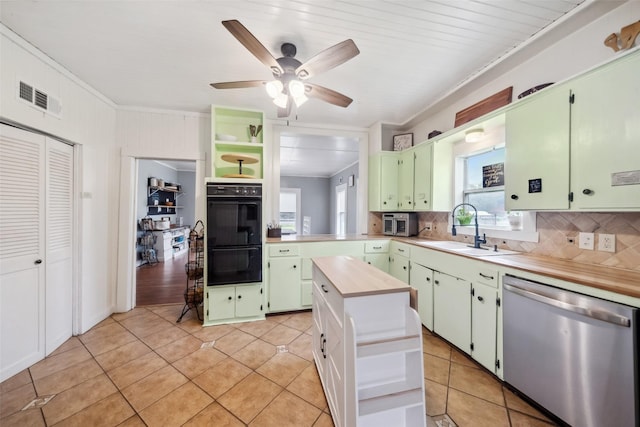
[18,80,62,118]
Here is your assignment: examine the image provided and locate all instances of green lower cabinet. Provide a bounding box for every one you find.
[409,262,434,330]
[389,255,410,283]
[433,271,471,353]
[301,280,313,307]
[364,253,389,272]
[471,282,498,372]
[207,284,263,323]
[267,257,301,312]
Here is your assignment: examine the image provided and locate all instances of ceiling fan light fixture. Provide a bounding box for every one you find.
[289,80,305,98]
[273,93,288,108]
[293,93,308,107]
[265,80,283,98]
[465,128,485,143]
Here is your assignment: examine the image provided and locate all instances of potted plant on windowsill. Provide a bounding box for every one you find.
[456,208,474,226]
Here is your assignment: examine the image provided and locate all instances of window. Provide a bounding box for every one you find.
[454,139,538,242]
[335,184,347,235]
[279,188,301,235]
[463,148,509,228]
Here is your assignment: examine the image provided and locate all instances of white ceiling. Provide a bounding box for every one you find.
[3,0,622,178]
[0,0,599,130]
[280,133,359,177]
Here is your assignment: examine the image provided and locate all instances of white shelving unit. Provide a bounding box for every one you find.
[312,256,426,427]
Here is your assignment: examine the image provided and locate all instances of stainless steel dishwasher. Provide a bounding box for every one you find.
[503,275,638,427]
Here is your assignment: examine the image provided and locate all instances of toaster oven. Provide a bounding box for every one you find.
[383,213,418,236]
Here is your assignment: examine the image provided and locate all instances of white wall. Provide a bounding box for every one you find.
[405,1,640,143]
[115,107,209,311]
[1,25,118,333]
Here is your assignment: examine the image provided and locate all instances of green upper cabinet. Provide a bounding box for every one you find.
[413,142,433,211]
[368,151,399,211]
[505,50,640,212]
[570,52,640,210]
[505,84,571,210]
[398,149,414,210]
[211,105,264,180]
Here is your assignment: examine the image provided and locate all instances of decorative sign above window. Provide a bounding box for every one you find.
[482,162,504,188]
[393,133,413,151]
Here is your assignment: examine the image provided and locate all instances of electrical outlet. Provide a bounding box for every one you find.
[423,222,433,232]
[578,232,595,250]
[598,233,616,252]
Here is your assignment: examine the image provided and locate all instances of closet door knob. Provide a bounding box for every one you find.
[510,194,519,200]
[34,259,43,265]
[582,188,594,195]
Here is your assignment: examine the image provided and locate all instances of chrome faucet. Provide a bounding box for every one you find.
[451,203,486,249]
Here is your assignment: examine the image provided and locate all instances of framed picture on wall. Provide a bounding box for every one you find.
[393,133,413,151]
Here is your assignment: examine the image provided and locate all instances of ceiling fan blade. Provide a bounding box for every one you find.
[210,80,266,89]
[305,83,353,108]
[296,39,359,80]
[222,20,283,74]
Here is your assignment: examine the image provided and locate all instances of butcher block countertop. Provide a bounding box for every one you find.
[267,234,640,300]
[394,237,640,300]
[312,256,409,298]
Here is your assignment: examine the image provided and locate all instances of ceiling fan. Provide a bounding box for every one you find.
[210,20,360,118]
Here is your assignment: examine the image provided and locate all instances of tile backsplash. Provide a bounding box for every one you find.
[368,211,640,272]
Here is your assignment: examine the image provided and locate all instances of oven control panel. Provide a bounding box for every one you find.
[207,183,262,197]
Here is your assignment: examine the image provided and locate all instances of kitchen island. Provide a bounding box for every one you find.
[311,256,426,427]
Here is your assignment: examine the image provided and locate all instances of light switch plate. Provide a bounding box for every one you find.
[598,234,616,252]
[578,232,595,250]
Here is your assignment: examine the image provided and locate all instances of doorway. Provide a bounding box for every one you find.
[135,159,196,306]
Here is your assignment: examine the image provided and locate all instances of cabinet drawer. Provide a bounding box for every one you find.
[269,244,300,257]
[392,243,411,257]
[473,266,498,288]
[364,241,389,253]
[313,267,343,322]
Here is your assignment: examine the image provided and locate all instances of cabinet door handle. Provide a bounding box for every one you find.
[426,277,431,282]
[477,296,484,302]
[237,295,242,299]
[367,261,371,264]
[293,265,297,269]
[279,249,290,253]
[398,248,405,253]
[373,246,382,249]
[582,188,594,195]
[383,201,387,205]
[510,194,519,200]
[403,266,407,270]
[479,273,494,280]
[228,296,233,301]
[434,280,440,285]
[321,284,329,293]
[34,259,43,265]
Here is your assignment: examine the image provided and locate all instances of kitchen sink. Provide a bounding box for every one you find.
[417,240,520,256]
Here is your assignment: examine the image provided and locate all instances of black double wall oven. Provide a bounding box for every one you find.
[206,183,262,286]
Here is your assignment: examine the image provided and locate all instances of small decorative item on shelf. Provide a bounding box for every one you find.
[267,222,281,237]
[249,124,262,143]
[428,130,442,139]
[456,208,474,226]
[393,133,413,151]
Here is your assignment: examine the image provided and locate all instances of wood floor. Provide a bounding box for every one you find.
[136,251,190,305]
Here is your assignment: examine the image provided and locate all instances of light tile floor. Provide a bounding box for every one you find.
[0,305,559,426]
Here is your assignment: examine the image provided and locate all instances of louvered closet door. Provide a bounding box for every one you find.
[45,138,73,354]
[0,124,46,382]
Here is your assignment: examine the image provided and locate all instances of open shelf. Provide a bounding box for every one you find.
[212,105,264,180]
[358,387,423,417]
[357,334,421,358]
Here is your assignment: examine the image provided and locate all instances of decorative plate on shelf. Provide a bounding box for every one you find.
[393,133,413,151]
